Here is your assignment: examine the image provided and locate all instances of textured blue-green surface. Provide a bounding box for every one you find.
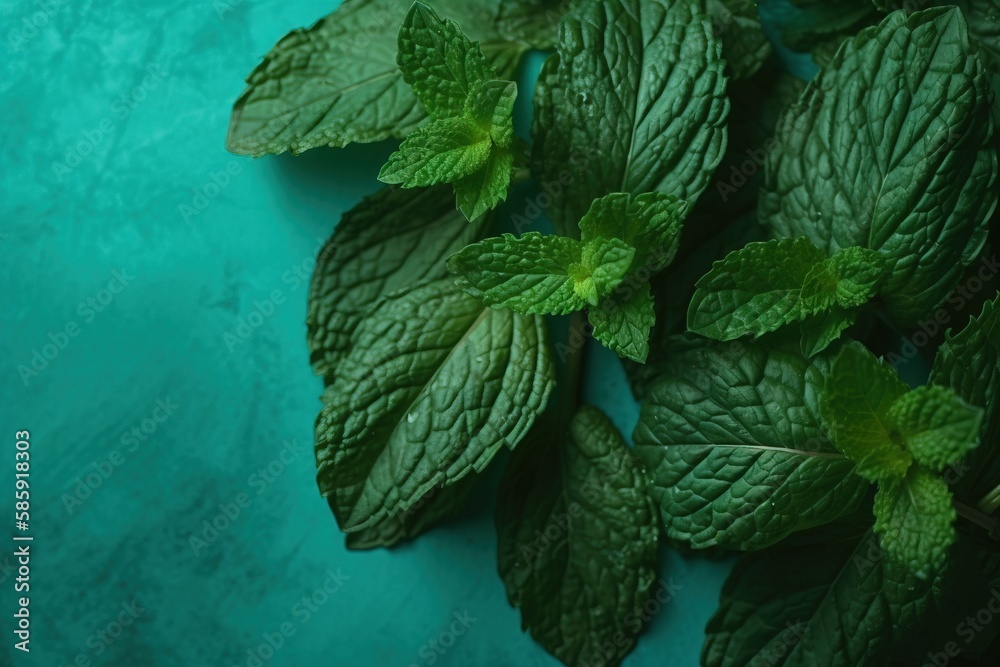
[0,1,738,665]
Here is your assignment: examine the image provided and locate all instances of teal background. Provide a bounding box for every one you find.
[0,0,837,665]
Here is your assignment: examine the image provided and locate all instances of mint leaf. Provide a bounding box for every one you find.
[578,192,688,273]
[688,238,827,341]
[228,0,523,156]
[590,284,656,363]
[761,7,997,326]
[873,467,957,579]
[572,237,635,306]
[930,295,999,505]
[703,528,892,667]
[315,278,555,531]
[454,148,516,221]
[466,80,517,147]
[708,0,772,80]
[497,406,659,667]
[799,306,858,357]
[886,385,983,472]
[822,342,912,482]
[496,0,577,48]
[345,475,476,550]
[800,247,889,311]
[378,116,492,187]
[532,0,728,231]
[397,2,497,118]
[634,340,868,550]
[308,185,487,381]
[448,232,586,315]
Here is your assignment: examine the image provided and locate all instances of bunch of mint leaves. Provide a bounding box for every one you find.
[228,1,1000,665]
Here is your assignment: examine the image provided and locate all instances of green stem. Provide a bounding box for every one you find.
[557,310,588,418]
[954,499,999,539]
[976,483,1000,516]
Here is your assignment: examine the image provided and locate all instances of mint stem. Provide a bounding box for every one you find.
[976,483,1000,516]
[954,499,999,539]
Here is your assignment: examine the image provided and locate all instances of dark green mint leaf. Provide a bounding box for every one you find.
[228,0,523,156]
[532,0,728,232]
[709,0,773,79]
[929,295,999,505]
[497,406,660,667]
[634,340,868,550]
[688,238,827,341]
[703,528,892,667]
[761,7,997,326]
[345,474,477,550]
[308,185,487,382]
[315,278,555,531]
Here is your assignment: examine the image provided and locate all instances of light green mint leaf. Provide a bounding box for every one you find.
[874,467,957,579]
[228,0,523,156]
[887,385,984,472]
[930,295,999,504]
[703,528,893,667]
[799,306,858,358]
[590,283,656,363]
[688,238,827,341]
[454,147,515,221]
[578,192,688,273]
[466,80,517,147]
[800,247,889,311]
[761,7,997,326]
[345,475,477,550]
[708,0,773,80]
[532,0,728,232]
[378,116,492,187]
[397,2,497,118]
[634,340,868,550]
[822,342,912,482]
[308,185,487,382]
[497,406,660,667]
[571,237,635,306]
[447,232,587,315]
[315,278,555,532]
